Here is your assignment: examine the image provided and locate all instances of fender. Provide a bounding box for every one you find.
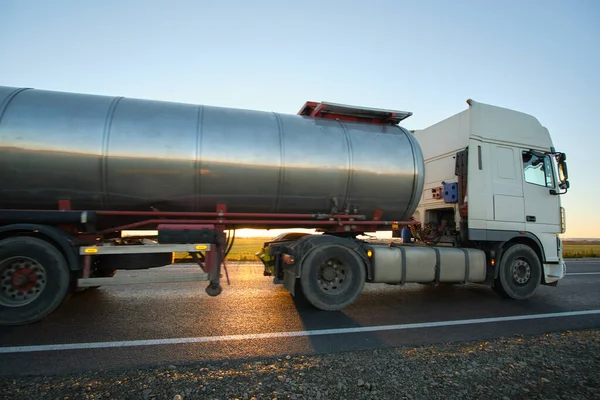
[285,234,373,280]
[468,229,546,260]
[469,228,547,274]
[0,224,81,271]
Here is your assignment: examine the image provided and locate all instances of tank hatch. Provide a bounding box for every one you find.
[298,101,412,125]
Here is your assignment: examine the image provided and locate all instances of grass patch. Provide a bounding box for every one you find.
[174,237,268,262]
[563,244,600,258]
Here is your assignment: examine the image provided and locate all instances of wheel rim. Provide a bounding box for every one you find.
[0,256,47,307]
[317,258,350,294]
[511,258,531,285]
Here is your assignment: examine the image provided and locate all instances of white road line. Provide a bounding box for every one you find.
[567,272,600,276]
[1,309,599,354]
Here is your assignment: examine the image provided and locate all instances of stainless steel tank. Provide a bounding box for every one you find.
[0,86,424,221]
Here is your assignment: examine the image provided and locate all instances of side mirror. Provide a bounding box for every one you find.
[551,154,570,195]
[558,160,569,183]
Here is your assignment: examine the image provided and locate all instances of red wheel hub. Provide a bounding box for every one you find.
[11,268,38,291]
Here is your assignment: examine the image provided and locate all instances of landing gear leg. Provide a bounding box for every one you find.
[204,230,225,297]
[206,284,222,297]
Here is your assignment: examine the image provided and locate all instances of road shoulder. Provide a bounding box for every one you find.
[1,329,598,400]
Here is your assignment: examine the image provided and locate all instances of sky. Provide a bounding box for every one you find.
[1,0,598,238]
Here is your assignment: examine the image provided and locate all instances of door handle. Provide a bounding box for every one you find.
[526,216,536,222]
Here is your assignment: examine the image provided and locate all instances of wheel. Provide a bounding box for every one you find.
[493,244,542,300]
[299,244,366,311]
[0,237,70,325]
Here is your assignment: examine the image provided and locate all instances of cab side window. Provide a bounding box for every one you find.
[522,151,554,188]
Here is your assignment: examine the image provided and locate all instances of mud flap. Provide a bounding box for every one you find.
[283,266,297,295]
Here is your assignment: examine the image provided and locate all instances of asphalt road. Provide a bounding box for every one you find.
[0,260,599,377]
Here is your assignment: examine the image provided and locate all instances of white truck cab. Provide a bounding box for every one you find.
[412,99,569,291]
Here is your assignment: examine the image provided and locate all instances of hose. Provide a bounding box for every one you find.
[221,229,236,286]
[224,229,236,257]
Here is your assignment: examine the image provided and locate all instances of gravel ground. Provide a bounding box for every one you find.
[1,329,599,400]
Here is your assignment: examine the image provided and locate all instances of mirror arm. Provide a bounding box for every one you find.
[550,184,569,196]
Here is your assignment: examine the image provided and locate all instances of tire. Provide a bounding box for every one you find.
[0,237,70,325]
[299,244,366,311]
[494,244,542,300]
[492,278,510,299]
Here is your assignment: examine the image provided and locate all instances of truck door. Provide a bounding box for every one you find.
[491,145,525,231]
[520,150,561,262]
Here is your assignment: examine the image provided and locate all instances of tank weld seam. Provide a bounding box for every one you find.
[433,247,441,284]
[101,96,124,209]
[337,120,354,214]
[273,112,285,213]
[0,88,31,127]
[195,105,205,211]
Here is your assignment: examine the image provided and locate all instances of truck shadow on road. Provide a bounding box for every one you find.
[289,290,390,355]
[286,282,585,355]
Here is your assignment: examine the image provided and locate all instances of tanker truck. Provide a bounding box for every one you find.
[0,86,570,325]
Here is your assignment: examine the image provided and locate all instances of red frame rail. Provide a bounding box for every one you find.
[92,203,414,234]
[3,201,416,236]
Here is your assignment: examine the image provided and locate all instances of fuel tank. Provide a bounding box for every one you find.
[0,86,424,221]
[369,244,487,284]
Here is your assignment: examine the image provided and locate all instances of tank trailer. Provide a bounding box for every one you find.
[0,86,569,325]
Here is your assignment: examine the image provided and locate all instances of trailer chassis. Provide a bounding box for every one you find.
[0,201,410,325]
